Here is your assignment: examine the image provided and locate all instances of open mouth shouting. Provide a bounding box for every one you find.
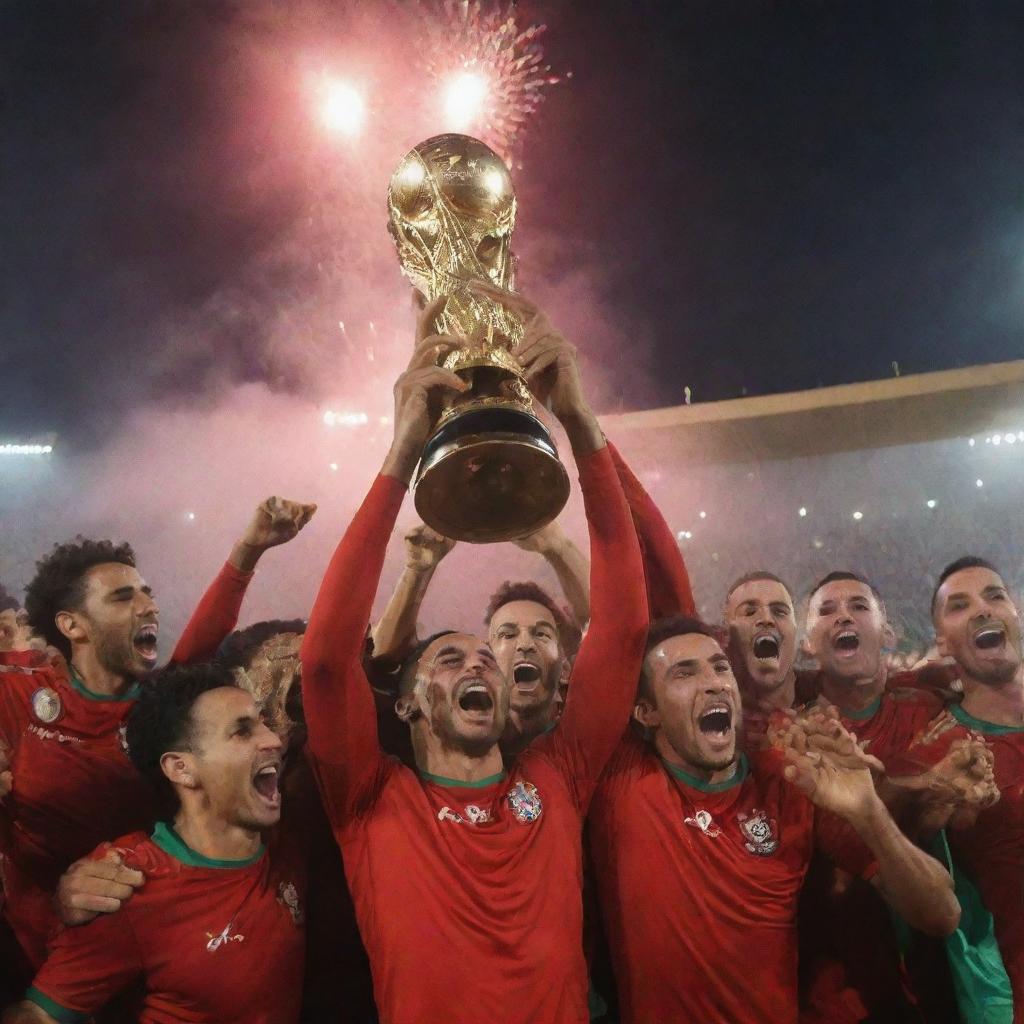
[972,622,1007,653]
[133,623,159,665]
[697,701,734,750]
[752,633,781,663]
[456,678,496,718]
[512,661,543,693]
[252,758,282,810]
[832,630,861,657]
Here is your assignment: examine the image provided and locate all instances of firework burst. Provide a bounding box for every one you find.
[419,0,568,164]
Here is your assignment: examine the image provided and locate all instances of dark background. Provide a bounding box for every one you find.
[3,0,1022,450]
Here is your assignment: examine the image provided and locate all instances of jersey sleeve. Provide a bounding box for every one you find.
[26,910,144,1022]
[541,445,648,809]
[170,561,254,664]
[300,473,405,824]
[812,808,878,881]
[607,440,696,619]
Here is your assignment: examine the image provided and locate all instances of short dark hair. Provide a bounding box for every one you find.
[484,580,573,652]
[932,556,1003,616]
[725,571,793,602]
[639,615,721,701]
[126,662,236,807]
[398,630,460,696]
[807,570,883,608]
[217,619,307,670]
[24,538,137,659]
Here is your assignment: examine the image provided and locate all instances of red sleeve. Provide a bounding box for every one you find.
[542,445,648,808]
[607,441,696,619]
[300,474,405,823]
[170,561,254,664]
[27,909,144,1021]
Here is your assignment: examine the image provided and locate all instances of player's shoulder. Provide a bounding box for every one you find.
[884,686,944,714]
[97,830,181,879]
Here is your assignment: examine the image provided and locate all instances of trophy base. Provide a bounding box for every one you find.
[414,407,571,544]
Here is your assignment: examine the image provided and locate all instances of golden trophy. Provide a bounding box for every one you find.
[387,133,570,543]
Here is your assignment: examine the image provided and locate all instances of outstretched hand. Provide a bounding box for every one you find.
[769,704,885,822]
[241,497,317,552]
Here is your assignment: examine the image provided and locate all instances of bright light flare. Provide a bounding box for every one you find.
[443,71,489,129]
[0,443,53,455]
[320,80,365,136]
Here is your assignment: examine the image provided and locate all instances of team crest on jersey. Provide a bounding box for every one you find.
[684,810,722,837]
[737,809,779,856]
[31,687,62,725]
[507,781,543,823]
[277,881,304,925]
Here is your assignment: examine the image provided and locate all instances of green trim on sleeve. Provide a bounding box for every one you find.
[26,986,90,1024]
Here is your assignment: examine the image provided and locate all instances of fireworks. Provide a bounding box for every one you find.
[419,0,567,163]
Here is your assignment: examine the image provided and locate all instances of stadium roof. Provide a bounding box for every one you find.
[604,359,1024,466]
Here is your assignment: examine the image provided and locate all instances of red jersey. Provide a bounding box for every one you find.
[608,440,696,619]
[894,702,1024,1021]
[587,732,875,1024]
[0,560,252,967]
[796,687,942,1024]
[301,447,647,1024]
[26,822,306,1024]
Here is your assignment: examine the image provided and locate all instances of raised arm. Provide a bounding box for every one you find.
[171,496,316,664]
[512,520,591,628]
[370,523,455,662]
[607,440,697,619]
[302,300,467,818]
[473,281,648,791]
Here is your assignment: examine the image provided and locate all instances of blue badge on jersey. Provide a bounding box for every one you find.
[507,781,543,823]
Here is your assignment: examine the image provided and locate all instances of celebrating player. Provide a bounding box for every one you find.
[300,288,647,1024]
[587,615,959,1024]
[5,662,306,1024]
[898,556,1024,1018]
[0,497,313,971]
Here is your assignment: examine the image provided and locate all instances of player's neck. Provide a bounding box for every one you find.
[70,649,132,698]
[741,667,796,710]
[414,734,505,784]
[172,807,263,863]
[655,733,739,787]
[960,670,1024,727]
[819,664,886,714]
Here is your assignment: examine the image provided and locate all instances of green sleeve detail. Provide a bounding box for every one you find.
[25,987,90,1024]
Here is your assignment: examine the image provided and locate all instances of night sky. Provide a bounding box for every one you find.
[2,0,1023,450]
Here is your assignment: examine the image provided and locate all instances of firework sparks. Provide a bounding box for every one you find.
[419,1,567,163]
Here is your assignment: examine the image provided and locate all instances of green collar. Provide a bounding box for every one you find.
[662,753,749,793]
[419,769,507,789]
[152,822,265,869]
[841,695,882,721]
[951,702,1024,736]
[70,667,140,703]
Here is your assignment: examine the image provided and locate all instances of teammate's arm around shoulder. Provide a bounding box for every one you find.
[3,1001,54,1023]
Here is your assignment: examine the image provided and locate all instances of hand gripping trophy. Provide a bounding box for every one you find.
[387,133,570,543]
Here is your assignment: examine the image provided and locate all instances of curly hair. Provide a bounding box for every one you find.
[23,537,137,659]
[126,662,235,807]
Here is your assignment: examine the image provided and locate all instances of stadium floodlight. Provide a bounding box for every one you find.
[0,442,54,456]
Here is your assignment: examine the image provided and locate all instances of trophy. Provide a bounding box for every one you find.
[387,133,570,544]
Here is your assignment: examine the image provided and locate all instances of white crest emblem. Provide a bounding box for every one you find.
[737,809,779,856]
[507,781,542,823]
[684,810,722,837]
[277,881,304,925]
[31,687,62,725]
